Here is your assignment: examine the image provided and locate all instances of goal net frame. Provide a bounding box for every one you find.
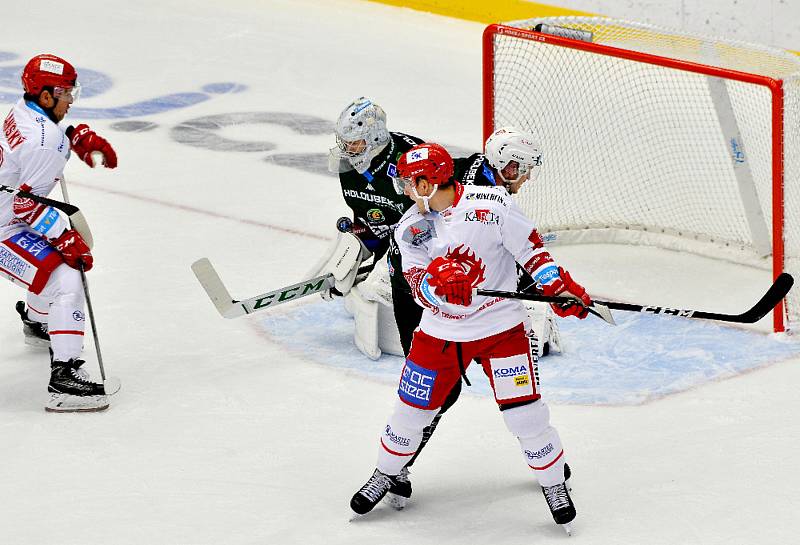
[483,18,800,332]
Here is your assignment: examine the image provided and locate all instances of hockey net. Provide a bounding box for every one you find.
[483,17,800,332]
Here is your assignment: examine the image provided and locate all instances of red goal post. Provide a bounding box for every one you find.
[483,17,800,332]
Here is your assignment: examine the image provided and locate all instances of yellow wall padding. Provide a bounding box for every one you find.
[363,0,594,23]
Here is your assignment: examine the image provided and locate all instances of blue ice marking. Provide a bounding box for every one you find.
[257,298,800,406]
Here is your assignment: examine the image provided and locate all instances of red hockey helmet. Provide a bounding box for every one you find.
[21,54,78,97]
[395,143,454,192]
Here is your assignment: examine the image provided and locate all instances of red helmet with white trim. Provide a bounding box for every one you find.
[396,143,454,187]
[21,54,78,96]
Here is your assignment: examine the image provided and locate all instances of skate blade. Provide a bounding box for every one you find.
[45,394,109,413]
[384,492,408,510]
[561,522,573,536]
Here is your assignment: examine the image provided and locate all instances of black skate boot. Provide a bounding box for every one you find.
[15,301,50,348]
[350,469,403,516]
[47,358,109,413]
[564,462,572,491]
[385,466,412,510]
[541,481,576,535]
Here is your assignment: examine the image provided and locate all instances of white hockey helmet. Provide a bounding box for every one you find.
[484,127,543,187]
[329,97,391,174]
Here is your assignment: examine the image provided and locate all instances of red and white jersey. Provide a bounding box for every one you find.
[0,99,70,241]
[396,183,563,342]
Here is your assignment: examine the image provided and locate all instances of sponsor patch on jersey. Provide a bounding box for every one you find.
[490,354,534,401]
[465,209,500,225]
[366,208,385,224]
[398,359,437,407]
[387,163,397,178]
[463,191,508,206]
[534,265,560,287]
[0,245,34,286]
[8,231,54,261]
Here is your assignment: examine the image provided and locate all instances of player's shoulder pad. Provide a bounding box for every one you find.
[15,102,69,153]
[395,208,436,248]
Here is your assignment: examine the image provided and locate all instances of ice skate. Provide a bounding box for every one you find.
[385,466,412,510]
[350,468,403,516]
[46,358,109,413]
[541,481,576,535]
[15,301,50,348]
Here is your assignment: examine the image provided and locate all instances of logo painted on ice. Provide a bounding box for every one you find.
[398,359,437,407]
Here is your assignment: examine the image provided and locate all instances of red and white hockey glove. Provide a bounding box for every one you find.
[52,229,93,271]
[541,267,592,319]
[66,124,118,168]
[426,256,472,307]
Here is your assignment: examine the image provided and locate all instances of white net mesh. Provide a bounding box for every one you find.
[487,17,800,330]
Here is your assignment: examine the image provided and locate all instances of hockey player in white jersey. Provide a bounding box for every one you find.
[0,54,118,412]
[350,143,592,534]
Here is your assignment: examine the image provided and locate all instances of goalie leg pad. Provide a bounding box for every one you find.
[503,400,566,487]
[377,398,439,476]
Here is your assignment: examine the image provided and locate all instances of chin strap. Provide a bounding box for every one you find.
[410,184,438,212]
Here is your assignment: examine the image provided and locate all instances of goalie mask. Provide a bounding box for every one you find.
[484,127,543,191]
[394,143,454,213]
[328,97,391,174]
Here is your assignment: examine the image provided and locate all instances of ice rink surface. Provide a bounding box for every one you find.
[1,1,799,543]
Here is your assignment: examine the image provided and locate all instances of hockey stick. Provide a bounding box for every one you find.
[0,183,94,248]
[58,178,116,394]
[192,257,376,318]
[477,272,794,324]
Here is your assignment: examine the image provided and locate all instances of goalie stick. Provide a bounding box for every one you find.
[191,257,376,318]
[0,183,94,248]
[477,272,794,325]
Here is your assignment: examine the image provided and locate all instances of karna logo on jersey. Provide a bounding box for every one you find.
[465,208,500,225]
[408,148,429,162]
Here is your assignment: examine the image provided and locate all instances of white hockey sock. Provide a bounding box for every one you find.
[502,401,566,487]
[39,265,86,361]
[25,292,50,324]
[376,398,438,476]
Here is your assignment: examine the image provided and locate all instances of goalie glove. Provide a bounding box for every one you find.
[540,266,591,318]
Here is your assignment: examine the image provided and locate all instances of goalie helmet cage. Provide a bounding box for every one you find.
[483,17,800,332]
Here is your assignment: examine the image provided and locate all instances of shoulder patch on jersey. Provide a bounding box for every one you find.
[401,218,436,247]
